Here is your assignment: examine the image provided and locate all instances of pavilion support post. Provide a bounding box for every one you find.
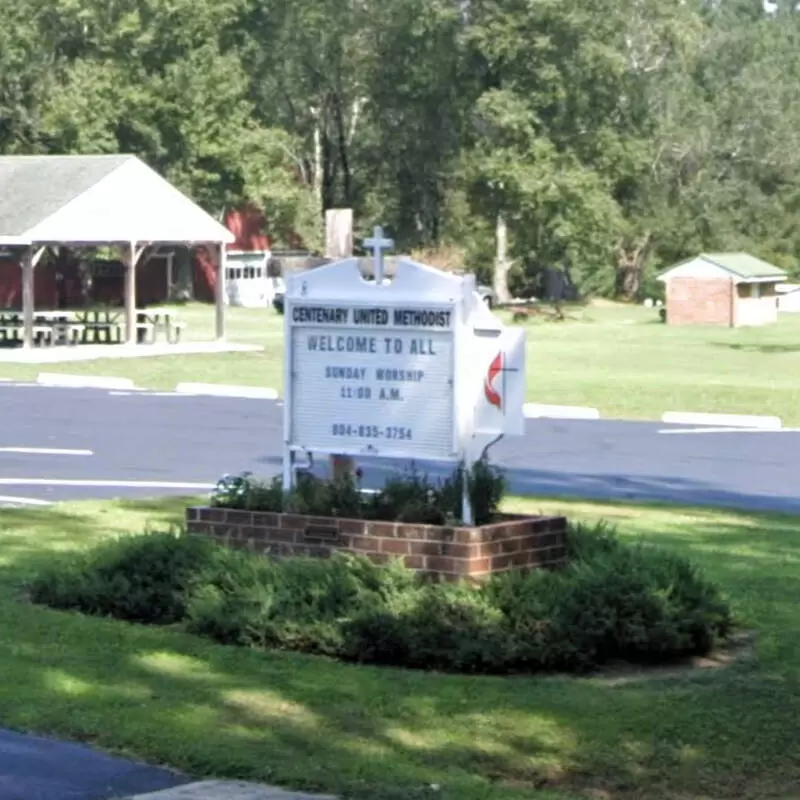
[325,209,355,482]
[215,243,226,340]
[166,252,174,299]
[21,247,35,349]
[123,241,138,344]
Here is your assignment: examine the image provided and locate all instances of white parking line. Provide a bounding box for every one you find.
[658,427,800,435]
[0,479,215,489]
[661,411,782,429]
[0,447,93,456]
[0,495,53,506]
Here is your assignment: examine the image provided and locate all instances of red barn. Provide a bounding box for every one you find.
[193,205,273,302]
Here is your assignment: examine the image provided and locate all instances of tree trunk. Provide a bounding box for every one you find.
[312,107,324,216]
[332,96,352,205]
[616,232,652,301]
[493,211,511,303]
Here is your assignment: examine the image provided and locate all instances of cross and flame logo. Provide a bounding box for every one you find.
[484,351,504,410]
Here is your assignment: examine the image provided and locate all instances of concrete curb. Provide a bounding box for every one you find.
[174,383,279,400]
[524,403,600,420]
[125,780,337,799]
[661,411,782,429]
[36,373,137,391]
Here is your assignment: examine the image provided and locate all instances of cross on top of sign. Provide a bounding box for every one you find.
[363,225,394,284]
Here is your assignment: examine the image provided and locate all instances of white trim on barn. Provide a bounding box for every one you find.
[225,250,284,307]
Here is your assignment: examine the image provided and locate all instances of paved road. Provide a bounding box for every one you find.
[0,728,184,799]
[0,382,798,513]
[2,382,800,799]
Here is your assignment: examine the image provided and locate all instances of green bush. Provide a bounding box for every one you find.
[488,522,734,671]
[345,583,512,673]
[186,552,418,657]
[29,520,734,675]
[28,529,228,625]
[210,457,507,526]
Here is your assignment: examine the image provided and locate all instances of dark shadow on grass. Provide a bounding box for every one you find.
[712,342,800,354]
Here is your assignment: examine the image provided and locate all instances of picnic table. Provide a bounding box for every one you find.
[72,309,124,343]
[135,307,187,344]
[0,310,85,346]
[0,306,187,347]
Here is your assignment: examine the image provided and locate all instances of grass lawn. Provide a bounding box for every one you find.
[1,300,800,421]
[1,495,798,799]
[0,303,284,391]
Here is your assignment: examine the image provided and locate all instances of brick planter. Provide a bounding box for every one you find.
[186,507,569,580]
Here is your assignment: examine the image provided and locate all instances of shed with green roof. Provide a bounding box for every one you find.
[656,253,787,327]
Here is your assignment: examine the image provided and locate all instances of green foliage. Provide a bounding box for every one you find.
[3,0,798,293]
[210,458,507,527]
[488,522,734,671]
[345,582,512,674]
[187,552,417,656]
[30,520,733,675]
[285,471,363,519]
[466,458,507,526]
[28,528,228,625]
[210,472,285,511]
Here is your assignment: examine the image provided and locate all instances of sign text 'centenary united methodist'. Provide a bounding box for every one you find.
[291,306,453,328]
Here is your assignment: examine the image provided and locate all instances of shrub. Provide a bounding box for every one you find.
[488,522,734,671]
[286,472,363,518]
[566,519,621,560]
[29,519,734,675]
[344,582,511,673]
[28,528,228,625]
[211,473,284,512]
[209,458,506,526]
[364,466,450,525]
[187,552,419,657]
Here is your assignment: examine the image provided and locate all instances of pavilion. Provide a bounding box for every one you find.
[0,154,234,348]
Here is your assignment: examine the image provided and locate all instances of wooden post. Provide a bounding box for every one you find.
[215,243,227,340]
[325,209,353,261]
[326,209,355,482]
[21,247,35,349]
[166,252,174,299]
[124,241,137,344]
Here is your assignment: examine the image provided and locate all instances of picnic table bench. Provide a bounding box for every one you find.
[0,307,188,347]
[136,308,187,344]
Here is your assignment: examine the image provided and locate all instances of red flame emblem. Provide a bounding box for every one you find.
[484,351,503,410]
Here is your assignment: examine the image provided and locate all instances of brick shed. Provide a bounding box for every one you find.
[657,253,787,327]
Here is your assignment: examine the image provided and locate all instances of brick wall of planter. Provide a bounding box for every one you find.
[186,507,569,580]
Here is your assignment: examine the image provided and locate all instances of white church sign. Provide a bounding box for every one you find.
[282,227,526,482]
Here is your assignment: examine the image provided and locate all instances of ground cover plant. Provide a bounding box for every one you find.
[0,495,796,800]
[1,301,799,422]
[28,518,732,675]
